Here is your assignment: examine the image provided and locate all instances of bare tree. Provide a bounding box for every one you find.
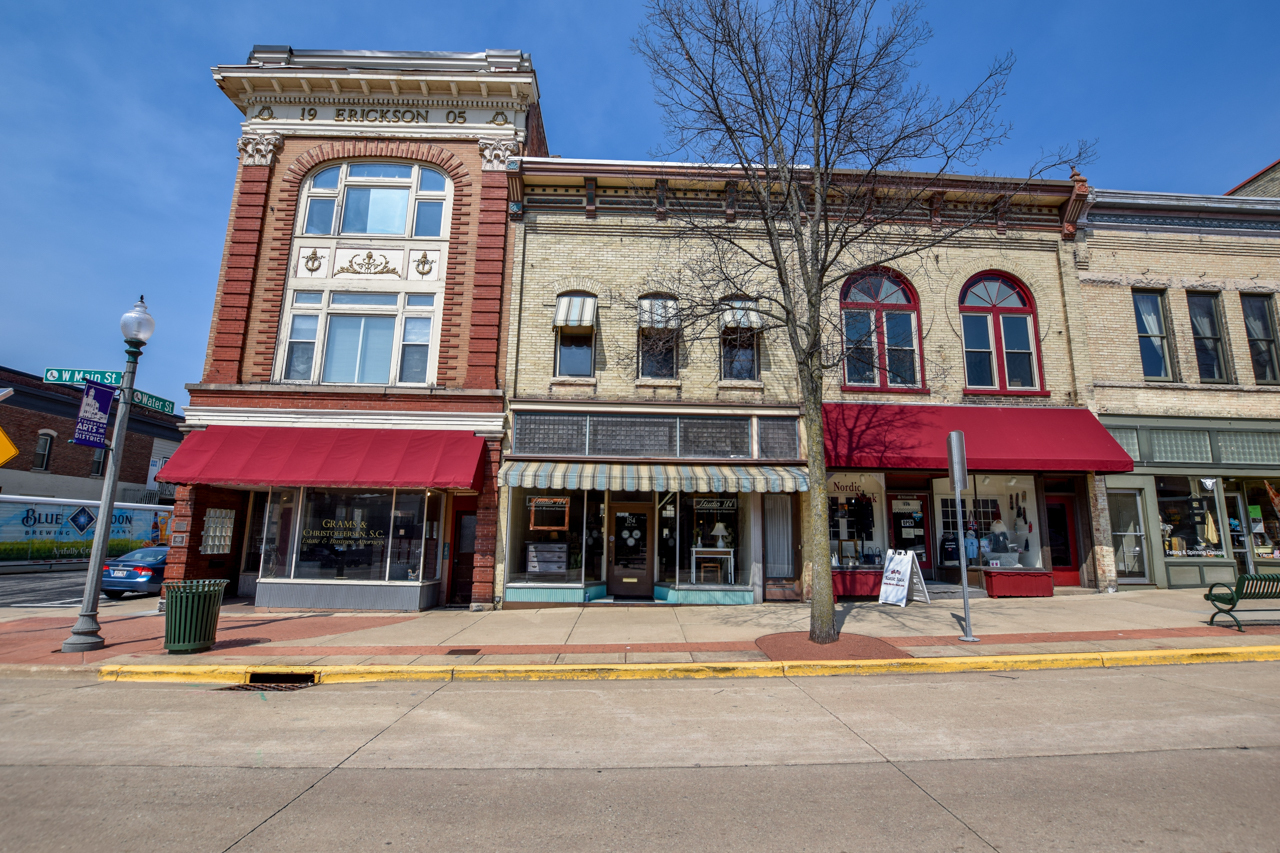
[633,0,1090,643]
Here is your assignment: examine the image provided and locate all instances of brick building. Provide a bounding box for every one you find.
[157,47,544,608]
[0,365,182,504]
[1077,188,1280,588]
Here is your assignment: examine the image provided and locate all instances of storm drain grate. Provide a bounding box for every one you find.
[446,648,483,655]
[220,682,314,692]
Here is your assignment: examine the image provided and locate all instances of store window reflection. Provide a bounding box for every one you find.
[1243,480,1280,562]
[1156,476,1224,559]
[1107,490,1148,581]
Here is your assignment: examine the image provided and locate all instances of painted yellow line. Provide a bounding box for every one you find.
[91,645,1280,685]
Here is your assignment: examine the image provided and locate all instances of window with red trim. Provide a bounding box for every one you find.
[841,270,923,389]
[959,272,1043,392]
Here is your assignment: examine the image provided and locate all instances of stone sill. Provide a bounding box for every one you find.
[549,377,597,387]
[635,379,681,388]
[1095,381,1280,393]
[717,380,764,390]
[186,382,503,397]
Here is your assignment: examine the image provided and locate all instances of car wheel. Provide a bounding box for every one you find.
[104,590,126,600]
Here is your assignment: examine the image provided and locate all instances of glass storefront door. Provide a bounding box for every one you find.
[609,504,654,598]
[1108,490,1148,582]
[1225,492,1256,577]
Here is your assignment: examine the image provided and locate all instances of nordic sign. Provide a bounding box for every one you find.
[130,389,175,416]
[45,368,124,387]
[73,380,115,448]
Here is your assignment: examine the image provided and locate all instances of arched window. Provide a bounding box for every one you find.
[299,161,450,238]
[959,272,1042,391]
[841,270,922,388]
[637,294,679,379]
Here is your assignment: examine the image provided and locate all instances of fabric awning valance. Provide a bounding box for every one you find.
[554,294,597,327]
[499,461,809,493]
[823,403,1134,472]
[638,297,680,329]
[157,426,485,490]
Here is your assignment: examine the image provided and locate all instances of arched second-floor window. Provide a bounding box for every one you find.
[638,294,679,379]
[842,269,923,389]
[299,161,450,238]
[959,272,1042,392]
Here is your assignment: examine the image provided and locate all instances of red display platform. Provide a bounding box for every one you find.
[983,569,1054,598]
[832,569,884,597]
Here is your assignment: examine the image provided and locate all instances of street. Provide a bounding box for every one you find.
[0,569,107,609]
[2,662,1278,852]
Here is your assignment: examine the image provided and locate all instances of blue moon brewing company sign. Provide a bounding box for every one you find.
[0,500,172,563]
[73,379,116,448]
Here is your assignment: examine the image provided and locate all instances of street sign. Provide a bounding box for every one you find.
[72,380,115,448]
[0,425,17,467]
[44,368,123,387]
[129,389,175,416]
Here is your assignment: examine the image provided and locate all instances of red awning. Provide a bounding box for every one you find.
[823,403,1133,473]
[157,426,486,490]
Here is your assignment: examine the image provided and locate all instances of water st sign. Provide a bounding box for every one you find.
[129,389,175,416]
[73,380,115,448]
[44,368,123,387]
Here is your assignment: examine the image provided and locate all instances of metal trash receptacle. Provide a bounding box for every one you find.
[162,579,228,654]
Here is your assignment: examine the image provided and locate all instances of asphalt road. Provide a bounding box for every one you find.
[0,569,158,608]
[2,662,1278,852]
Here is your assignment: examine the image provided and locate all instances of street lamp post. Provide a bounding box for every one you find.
[62,297,155,654]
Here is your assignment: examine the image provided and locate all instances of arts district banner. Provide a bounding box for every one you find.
[0,500,172,564]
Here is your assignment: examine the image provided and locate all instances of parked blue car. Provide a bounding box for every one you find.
[100,546,169,598]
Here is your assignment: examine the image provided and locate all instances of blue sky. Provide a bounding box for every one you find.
[2,1,1277,411]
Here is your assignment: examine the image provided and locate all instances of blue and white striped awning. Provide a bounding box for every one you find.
[498,461,809,493]
[554,294,597,327]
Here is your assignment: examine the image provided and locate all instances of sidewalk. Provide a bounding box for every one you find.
[3,587,1279,669]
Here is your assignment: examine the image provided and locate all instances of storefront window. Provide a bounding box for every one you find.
[935,476,1041,568]
[259,488,298,579]
[1243,479,1280,562]
[826,474,885,568]
[509,489,590,585]
[1156,476,1225,559]
[679,494,749,586]
[295,488,393,581]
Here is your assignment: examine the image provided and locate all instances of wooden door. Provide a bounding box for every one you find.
[448,511,477,605]
[608,503,655,598]
[1045,496,1081,586]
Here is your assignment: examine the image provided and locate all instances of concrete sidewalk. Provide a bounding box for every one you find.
[3,587,1279,670]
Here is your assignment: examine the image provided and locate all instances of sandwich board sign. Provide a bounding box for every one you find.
[878,549,931,607]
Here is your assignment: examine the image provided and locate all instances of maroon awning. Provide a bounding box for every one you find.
[823,403,1133,472]
[157,426,485,490]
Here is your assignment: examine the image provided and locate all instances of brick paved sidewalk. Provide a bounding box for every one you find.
[3,586,1279,668]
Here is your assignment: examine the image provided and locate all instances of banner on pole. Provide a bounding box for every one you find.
[72,380,115,448]
[878,549,931,607]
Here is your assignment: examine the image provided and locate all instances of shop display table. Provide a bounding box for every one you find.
[982,569,1054,598]
[832,568,883,597]
[690,548,734,584]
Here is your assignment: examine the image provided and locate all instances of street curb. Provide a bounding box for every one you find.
[90,645,1280,684]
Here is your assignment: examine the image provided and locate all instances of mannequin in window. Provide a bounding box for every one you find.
[989,514,1010,553]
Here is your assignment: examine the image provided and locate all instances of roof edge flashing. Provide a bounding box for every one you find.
[242,45,532,73]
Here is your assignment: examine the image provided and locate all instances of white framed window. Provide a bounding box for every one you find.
[33,434,52,471]
[299,162,451,239]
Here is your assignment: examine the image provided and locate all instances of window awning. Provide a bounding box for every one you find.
[823,403,1134,473]
[719,299,762,329]
[638,297,679,329]
[499,461,809,493]
[157,426,486,490]
[554,294,597,328]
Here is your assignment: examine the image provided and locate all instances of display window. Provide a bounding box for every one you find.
[507,488,605,585]
[933,475,1042,568]
[1243,479,1280,561]
[826,473,885,567]
[679,494,749,586]
[1156,475,1225,559]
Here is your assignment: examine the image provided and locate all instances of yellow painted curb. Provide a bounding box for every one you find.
[91,645,1280,685]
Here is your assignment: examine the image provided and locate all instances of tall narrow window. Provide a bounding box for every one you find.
[398,317,434,383]
[91,447,106,477]
[720,298,761,381]
[638,296,679,378]
[284,314,318,381]
[1187,293,1227,381]
[959,273,1041,392]
[322,315,395,384]
[841,270,922,389]
[1132,290,1171,379]
[554,293,597,378]
[33,434,52,471]
[1242,294,1279,383]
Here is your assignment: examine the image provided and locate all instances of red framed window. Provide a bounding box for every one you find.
[959,272,1044,393]
[841,269,923,390]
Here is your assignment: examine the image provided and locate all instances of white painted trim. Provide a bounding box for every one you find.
[182,406,504,432]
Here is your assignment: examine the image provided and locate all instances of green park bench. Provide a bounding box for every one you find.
[1205,574,1280,632]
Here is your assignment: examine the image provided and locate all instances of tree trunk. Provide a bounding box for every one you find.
[800,362,836,644]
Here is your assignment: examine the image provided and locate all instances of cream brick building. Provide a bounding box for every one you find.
[494,160,1135,607]
[1076,189,1280,588]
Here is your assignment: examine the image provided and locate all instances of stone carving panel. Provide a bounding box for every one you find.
[332,248,406,279]
[409,249,441,281]
[478,137,521,171]
[295,246,330,278]
[237,133,283,166]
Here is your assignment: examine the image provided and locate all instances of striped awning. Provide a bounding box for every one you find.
[498,461,809,493]
[638,296,680,329]
[554,294,597,327]
[719,299,762,329]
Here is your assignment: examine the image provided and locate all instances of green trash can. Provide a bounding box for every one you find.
[162,579,228,654]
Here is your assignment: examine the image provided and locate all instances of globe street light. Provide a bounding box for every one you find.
[63,297,155,654]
